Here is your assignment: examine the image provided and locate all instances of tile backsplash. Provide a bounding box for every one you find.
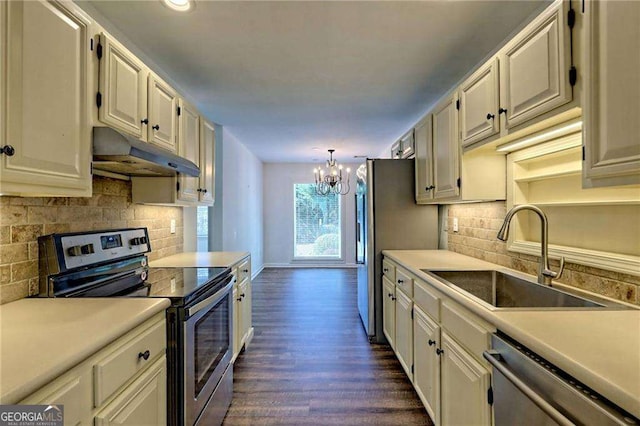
[447,201,640,306]
[0,176,183,305]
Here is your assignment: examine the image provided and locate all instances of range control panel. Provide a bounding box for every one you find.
[59,228,150,270]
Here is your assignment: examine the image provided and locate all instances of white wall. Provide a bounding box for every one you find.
[222,129,264,274]
[263,162,362,267]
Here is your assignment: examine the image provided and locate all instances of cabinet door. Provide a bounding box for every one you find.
[413,306,440,426]
[148,74,178,152]
[432,94,460,200]
[499,0,571,130]
[583,0,640,186]
[394,289,413,380]
[199,119,216,204]
[414,116,434,203]
[440,332,492,426]
[391,140,402,159]
[99,33,147,139]
[382,276,396,349]
[459,58,499,147]
[20,373,88,426]
[94,357,167,426]
[400,130,415,159]
[177,98,200,202]
[1,0,92,196]
[240,278,251,343]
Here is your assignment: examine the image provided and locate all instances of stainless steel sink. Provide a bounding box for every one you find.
[422,270,628,310]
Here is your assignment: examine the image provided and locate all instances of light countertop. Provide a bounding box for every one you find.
[383,249,640,419]
[0,297,170,404]
[149,251,250,268]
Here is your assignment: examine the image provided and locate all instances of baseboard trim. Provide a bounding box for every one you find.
[251,264,265,280]
[263,263,358,269]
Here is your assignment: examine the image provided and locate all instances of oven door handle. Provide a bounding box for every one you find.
[483,350,575,426]
[187,280,233,318]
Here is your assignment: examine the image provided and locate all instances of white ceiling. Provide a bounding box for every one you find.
[82,0,549,163]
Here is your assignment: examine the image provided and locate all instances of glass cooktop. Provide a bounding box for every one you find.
[146,267,231,305]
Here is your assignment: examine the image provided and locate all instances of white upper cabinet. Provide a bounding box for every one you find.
[414,116,434,203]
[199,119,216,204]
[392,130,415,159]
[148,74,178,152]
[99,33,148,140]
[459,58,500,147]
[177,98,200,202]
[98,34,179,153]
[432,94,460,200]
[1,0,92,197]
[582,0,640,187]
[499,0,572,130]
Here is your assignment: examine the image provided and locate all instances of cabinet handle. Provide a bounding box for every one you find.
[152,124,160,131]
[425,185,435,191]
[138,350,151,361]
[436,348,444,356]
[428,339,436,346]
[0,145,15,157]
[486,113,495,120]
[141,118,149,125]
[498,107,507,115]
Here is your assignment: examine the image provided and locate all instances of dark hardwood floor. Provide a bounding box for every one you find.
[223,268,433,425]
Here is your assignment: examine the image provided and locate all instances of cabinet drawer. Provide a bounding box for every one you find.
[441,300,493,361]
[414,279,440,321]
[94,317,166,407]
[382,259,396,283]
[395,268,413,297]
[237,258,251,282]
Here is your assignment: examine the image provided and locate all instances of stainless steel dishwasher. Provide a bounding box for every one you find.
[484,333,639,426]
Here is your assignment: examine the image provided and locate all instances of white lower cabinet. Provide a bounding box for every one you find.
[384,258,494,426]
[394,288,414,380]
[440,332,492,426]
[232,255,254,362]
[19,313,166,426]
[94,357,166,426]
[382,276,396,350]
[413,306,441,426]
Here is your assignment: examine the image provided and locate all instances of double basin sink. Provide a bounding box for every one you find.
[421,269,629,310]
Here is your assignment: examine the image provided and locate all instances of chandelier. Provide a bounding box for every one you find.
[313,149,351,195]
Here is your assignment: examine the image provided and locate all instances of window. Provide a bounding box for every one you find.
[294,184,341,258]
[197,206,209,252]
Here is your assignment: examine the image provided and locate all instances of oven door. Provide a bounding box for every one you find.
[183,280,233,426]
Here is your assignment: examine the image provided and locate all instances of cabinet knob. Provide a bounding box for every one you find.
[428,339,436,346]
[240,293,245,298]
[138,350,151,361]
[0,145,15,156]
[486,113,495,120]
[498,107,508,115]
[397,279,404,284]
[242,268,249,273]
[237,297,243,302]
[383,268,388,272]
[436,348,444,356]
[197,188,202,192]
[202,189,208,193]
[391,296,396,301]
[152,124,160,131]
[141,118,149,125]
[425,185,435,191]
[387,293,393,298]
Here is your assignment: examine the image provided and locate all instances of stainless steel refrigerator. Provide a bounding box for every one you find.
[356,159,438,343]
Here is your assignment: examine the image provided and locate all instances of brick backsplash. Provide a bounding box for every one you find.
[448,202,640,306]
[0,176,183,305]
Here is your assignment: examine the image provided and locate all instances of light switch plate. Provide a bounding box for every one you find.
[170,219,176,234]
[453,217,459,233]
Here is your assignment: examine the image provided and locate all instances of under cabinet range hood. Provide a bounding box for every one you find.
[92,127,199,177]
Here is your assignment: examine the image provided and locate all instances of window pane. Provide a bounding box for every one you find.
[294,184,341,258]
[197,206,208,252]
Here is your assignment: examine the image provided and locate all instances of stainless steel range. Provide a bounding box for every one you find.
[37,228,234,426]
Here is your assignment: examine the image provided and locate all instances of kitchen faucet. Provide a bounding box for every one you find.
[497,204,564,286]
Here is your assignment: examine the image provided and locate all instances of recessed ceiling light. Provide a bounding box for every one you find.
[162,0,193,12]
